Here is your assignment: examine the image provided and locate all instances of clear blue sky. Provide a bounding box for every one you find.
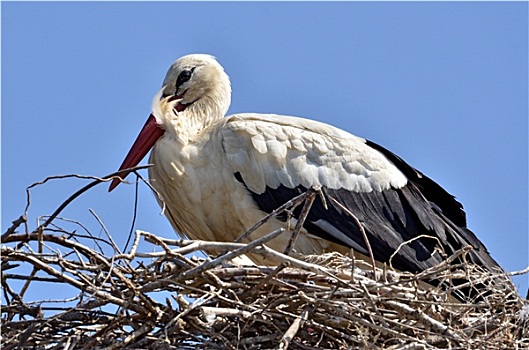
[2,1,528,302]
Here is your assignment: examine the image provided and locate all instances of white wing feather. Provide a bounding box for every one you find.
[221,113,407,194]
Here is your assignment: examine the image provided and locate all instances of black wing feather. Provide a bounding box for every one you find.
[365,139,467,227]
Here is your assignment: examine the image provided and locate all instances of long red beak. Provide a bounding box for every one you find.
[108,114,164,192]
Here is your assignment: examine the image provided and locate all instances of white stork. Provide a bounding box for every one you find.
[109,54,500,279]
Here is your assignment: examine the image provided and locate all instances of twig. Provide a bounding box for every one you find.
[388,234,443,269]
[178,228,285,281]
[326,195,377,276]
[1,215,27,240]
[284,187,318,255]
[28,165,151,235]
[114,230,142,261]
[234,191,309,243]
[507,266,529,277]
[278,307,310,350]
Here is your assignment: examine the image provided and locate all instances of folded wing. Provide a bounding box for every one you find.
[222,113,500,274]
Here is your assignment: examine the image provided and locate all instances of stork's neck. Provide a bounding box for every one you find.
[183,94,229,135]
[157,87,231,145]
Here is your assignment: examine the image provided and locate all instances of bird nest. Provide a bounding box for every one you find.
[2,173,528,349]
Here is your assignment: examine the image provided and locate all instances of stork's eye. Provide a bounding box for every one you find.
[176,68,195,88]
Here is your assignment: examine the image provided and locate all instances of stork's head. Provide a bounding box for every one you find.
[161,54,231,115]
[108,54,231,191]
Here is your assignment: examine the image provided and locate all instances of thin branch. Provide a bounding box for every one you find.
[234,191,309,243]
[177,228,285,281]
[507,266,529,277]
[1,215,27,240]
[327,195,377,276]
[284,187,318,255]
[124,174,141,251]
[8,166,149,241]
[278,307,310,350]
